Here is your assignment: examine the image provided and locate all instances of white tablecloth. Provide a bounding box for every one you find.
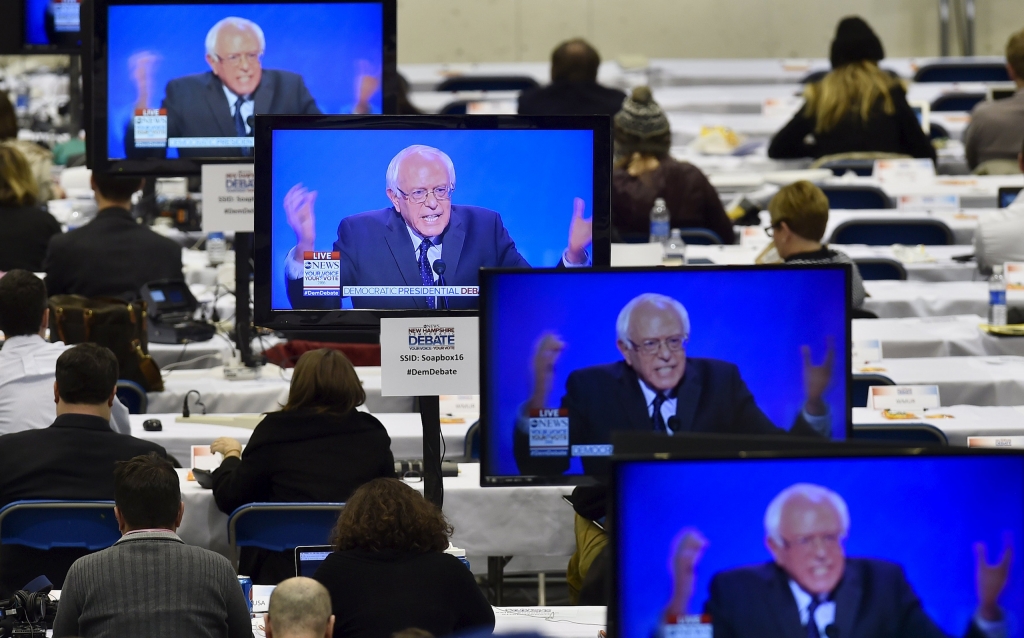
[852,315,1024,359]
[854,405,1024,446]
[177,464,575,560]
[862,281,1024,319]
[860,356,1024,406]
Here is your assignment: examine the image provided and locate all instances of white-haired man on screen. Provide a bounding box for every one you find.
[664,483,1013,638]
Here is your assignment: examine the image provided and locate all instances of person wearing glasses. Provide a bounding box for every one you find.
[282,144,593,309]
[665,483,1012,638]
[513,293,834,475]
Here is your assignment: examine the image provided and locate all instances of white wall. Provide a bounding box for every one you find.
[397,0,1024,64]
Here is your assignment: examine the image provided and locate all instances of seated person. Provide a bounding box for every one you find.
[611,87,734,243]
[0,147,61,272]
[964,28,1024,171]
[768,17,935,161]
[975,142,1024,272]
[313,478,494,638]
[517,38,626,116]
[766,181,866,308]
[42,173,183,298]
[265,577,335,638]
[51,453,253,638]
[0,270,130,435]
[0,343,167,595]
[210,349,395,584]
[0,92,61,202]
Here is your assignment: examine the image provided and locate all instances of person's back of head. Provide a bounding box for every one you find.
[90,173,143,209]
[768,180,830,242]
[282,348,365,415]
[266,577,334,638]
[613,86,671,165]
[551,38,601,84]
[0,92,16,142]
[0,269,47,338]
[330,478,452,553]
[54,343,119,417]
[1006,27,1024,84]
[113,452,181,532]
[0,146,39,208]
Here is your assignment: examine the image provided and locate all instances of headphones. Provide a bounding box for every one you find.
[10,590,51,625]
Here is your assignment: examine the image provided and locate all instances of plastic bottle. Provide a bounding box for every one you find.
[207,232,227,266]
[444,543,471,570]
[649,197,670,243]
[989,264,1008,326]
[663,228,687,264]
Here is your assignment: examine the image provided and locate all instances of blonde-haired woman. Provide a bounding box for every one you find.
[768,17,935,161]
[0,145,61,272]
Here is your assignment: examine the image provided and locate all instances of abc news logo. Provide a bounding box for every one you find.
[225,170,255,193]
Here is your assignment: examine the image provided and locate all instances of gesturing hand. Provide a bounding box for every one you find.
[284,183,318,261]
[210,437,243,459]
[566,197,592,265]
[802,338,835,417]
[976,532,1013,621]
[129,51,160,109]
[528,333,565,411]
[352,59,380,114]
[665,527,709,618]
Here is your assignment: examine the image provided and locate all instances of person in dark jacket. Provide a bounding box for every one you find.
[314,478,494,638]
[518,38,626,116]
[0,145,61,272]
[768,17,935,162]
[612,87,735,243]
[210,348,395,584]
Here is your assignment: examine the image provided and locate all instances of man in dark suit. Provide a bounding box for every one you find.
[124,17,322,159]
[283,144,593,309]
[43,173,183,298]
[513,293,834,475]
[0,343,170,595]
[517,39,626,117]
[665,484,1012,638]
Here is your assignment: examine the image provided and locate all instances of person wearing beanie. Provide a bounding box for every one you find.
[518,38,627,116]
[768,16,935,162]
[612,87,735,243]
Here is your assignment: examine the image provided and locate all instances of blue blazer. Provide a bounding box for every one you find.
[287,205,530,310]
[706,560,985,638]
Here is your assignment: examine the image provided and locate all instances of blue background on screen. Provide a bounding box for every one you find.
[106,3,383,158]
[24,0,64,45]
[269,128,595,309]
[616,456,1024,638]
[482,268,849,476]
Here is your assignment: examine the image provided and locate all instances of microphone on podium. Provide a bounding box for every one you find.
[432,259,449,310]
[825,625,838,638]
[667,416,680,434]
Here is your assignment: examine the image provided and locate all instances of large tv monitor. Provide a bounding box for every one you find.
[611,449,1024,638]
[480,265,851,486]
[253,114,612,328]
[85,0,396,174]
[24,0,82,50]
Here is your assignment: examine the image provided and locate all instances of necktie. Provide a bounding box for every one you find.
[651,392,667,432]
[233,96,251,157]
[805,597,822,638]
[418,238,436,310]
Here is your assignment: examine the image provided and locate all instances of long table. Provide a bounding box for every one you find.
[862,281,1024,319]
[853,405,1024,446]
[858,356,1024,407]
[853,315,1024,359]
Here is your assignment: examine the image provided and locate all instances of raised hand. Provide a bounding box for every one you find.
[528,333,566,411]
[284,183,318,262]
[976,532,1013,621]
[665,527,709,618]
[129,51,160,110]
[802,338,835,416]
[352,59,380,114]
[566,197,592,265]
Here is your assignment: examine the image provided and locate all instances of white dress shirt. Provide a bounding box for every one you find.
[974,191,1024,272]
[789,581,836,637]
[0,335,130,435]
[221,84,254,135]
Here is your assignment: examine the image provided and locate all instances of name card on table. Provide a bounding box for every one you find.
[869,385,941,411]
[191,445,222,470]
[968,436,1024,448]
[380,317,479,396]
[762,96,804,118]
[202,163,255,232]
[852,340,883,363]
[897,194,960,211]
[1005,262,1024,290]
[873,158,936,183]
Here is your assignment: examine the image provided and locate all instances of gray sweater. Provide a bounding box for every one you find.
[51,531,253,638]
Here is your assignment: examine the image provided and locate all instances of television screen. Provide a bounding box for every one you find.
[87,0,396,173]
[253,114,612,326]
[24,0,81,49]
[999,187,1022,209]
[480,266,851,485]
[612,452,1024,638]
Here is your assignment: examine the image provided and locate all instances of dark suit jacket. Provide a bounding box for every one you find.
[513,359,823,476]
[706,559,986,638]
[43,207,183,298]
[125,70,320,159]
[286,205,530,310]
[517,81,626,116]
[0,413,168,595]
[0,204,62,272]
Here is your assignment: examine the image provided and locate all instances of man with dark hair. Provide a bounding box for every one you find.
[52,453,253,638]
[518,38,626,116]
[0,269,130,435]
[0,343,168,595]
[42,174,183,298]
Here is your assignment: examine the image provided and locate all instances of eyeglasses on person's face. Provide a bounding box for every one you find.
[397,185,452,205]
[215,52,262,68]
[628,335,688,356]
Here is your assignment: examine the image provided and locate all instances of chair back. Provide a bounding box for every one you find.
[851,373,895,408]
[436,76,539,92]
[929,92,985,112]
[115,379,148,414]
[819,185,893,210]
[913,63,1009,83]
[677,228,723,245]
[227,503,345,568]
[0,501,120,551]
[829,219,954,246]
[817,159,876,177]
[800,69,829,84]
[852,258,908,281]
[439,101,469,115]
[851,424,948,446]
[465,421,480,461]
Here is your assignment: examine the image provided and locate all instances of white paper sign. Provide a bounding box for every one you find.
[897,194,960,211]
[968,436,1024,448]
[869,385,941,411]
[380,317,479,396]
[191,445,222,470]
[1005,262,1024,291]
[251,585,275,613]
[202,163,255,232]
[852,339,883,362]
[761,96,804,118]
[873,158,936,183]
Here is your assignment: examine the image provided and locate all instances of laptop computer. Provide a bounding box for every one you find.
[294,545,333,577]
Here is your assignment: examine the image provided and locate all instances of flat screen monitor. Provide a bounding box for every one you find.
[999,186,1022,209]
[24,0,81,50]
[86,0,396,174]
[909,101,930,136]
[294,545,332,577]
[611,450,1024,638]
[479,265,851,486]
[253,114,612,328]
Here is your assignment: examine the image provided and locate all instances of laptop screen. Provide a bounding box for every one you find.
[294,545,333,577]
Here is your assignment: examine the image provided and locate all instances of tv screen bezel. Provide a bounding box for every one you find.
[20,0,83,53]
[84,0,397,175]
[252,113,614,331]
[478,264,854,487]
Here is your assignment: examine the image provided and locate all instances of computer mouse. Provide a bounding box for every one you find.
[143,419,163,431]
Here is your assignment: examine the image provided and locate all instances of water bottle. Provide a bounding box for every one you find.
[989,265,1008,326]
[207,232,227,266]
[649,197,670,243]
[664,228,687,264]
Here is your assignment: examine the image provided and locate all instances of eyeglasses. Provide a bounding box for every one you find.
[780,532,844,551]
[628,335,688,356]
[764,223,781,238]
[397,185,452,204]
[215,52,262,67]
